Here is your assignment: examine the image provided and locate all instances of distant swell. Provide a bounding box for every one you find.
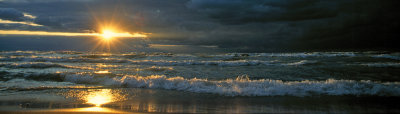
[0,79,98,90]
[0,57,317,66]
[0,57,129,63]
[362,63,400,68]
[64,74,400,96]
[217,52,357,58]
[0,63,73,69]
[128,60,316,66]
[372,54,400,60]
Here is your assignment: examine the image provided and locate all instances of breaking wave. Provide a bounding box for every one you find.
[63,74,400,97]
[2,72,400,96]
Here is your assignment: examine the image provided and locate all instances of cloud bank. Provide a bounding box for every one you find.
[0,0,399,52]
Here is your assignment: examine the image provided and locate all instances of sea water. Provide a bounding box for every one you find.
[0,51,400,113]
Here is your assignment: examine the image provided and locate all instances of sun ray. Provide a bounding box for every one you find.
[0,3,149,53]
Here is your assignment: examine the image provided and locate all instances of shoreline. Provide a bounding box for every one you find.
[0,107,137,114]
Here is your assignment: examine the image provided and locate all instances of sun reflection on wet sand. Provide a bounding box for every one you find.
[69,107,125,113]
[86,89,113,106]
[63,89,126,107]
[23,107,127,113]
[48,89,129,113]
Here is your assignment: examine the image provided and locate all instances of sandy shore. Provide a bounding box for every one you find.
[0,107,143,114]
[0,112,130,114]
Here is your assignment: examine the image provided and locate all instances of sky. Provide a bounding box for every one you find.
[0,0,399,52]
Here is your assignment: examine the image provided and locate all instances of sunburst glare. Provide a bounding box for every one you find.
[101,30,116,40]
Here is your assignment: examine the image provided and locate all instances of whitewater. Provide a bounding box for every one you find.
[1,51,399,97]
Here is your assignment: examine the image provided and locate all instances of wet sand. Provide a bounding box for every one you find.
[0,107,135,114]
[1,88,400,113]
[0,111,129,114]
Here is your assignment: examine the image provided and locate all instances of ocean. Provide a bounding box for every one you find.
[0,51,400,113]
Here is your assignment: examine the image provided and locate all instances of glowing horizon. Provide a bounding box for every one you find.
[0,30,147,38]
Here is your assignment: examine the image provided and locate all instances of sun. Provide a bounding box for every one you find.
[92,26,148,52]
[101,29,116,40]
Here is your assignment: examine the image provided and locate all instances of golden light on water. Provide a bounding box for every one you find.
[30,107,126,113]
[94,70,111,74]
[85,89,113,106]
[78,107,113,112]
[62,89,122,107]
[60,89,127,113]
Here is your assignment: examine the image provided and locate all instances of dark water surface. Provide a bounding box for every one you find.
[1,51,400,113]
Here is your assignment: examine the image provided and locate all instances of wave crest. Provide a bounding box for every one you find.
[64,74,400,96]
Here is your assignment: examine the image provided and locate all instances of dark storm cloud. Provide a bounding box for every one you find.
[33,16,62,28]
[0,0,94,31]
[289,0,400,50]
[186,0,338,24]
[0,0,399,51]
[186,0,400,50]
[0,8,25,21]
[0,7,48,30]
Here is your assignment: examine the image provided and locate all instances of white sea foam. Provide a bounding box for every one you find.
[64,74,400,96]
